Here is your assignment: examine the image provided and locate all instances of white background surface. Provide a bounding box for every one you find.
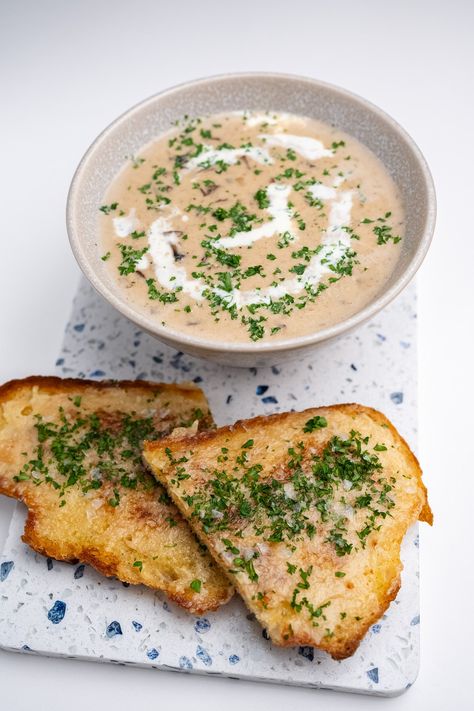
[0,1,472,709]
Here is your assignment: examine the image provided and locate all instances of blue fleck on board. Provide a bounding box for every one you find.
[0,278,421,696]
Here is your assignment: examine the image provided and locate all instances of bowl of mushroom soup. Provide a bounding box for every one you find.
[67,73,436,367]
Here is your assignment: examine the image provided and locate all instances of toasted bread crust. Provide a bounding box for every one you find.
[0,375,206,403]
[144,403,431,659]
[0,376,232,614]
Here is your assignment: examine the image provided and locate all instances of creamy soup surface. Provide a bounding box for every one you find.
[99,111,403,343]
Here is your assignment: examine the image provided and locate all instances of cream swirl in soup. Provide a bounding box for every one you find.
[99,111,403,342]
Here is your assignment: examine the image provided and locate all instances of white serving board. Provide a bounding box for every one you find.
[0,279,421,696]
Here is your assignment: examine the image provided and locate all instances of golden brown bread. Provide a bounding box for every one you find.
[143,404,432,659]
[0,376,232,613]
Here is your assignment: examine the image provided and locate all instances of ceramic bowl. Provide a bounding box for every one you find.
[67,73,436,367]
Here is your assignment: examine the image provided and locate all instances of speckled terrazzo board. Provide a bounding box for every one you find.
[0,279,421,696]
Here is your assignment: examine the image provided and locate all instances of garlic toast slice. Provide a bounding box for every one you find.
[143,404,431,658]
[0,377,232,613]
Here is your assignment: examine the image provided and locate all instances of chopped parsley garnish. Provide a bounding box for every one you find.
[364,213,402,245]
[277,231,294,249]
[242,316,266,342]
[109,489,120,507]
[99,202,118,214]
[117,244,148,275]
[303,415,328,432]
[146,278,180,303]
[254,188,270,209]
[13,403,206,509]
[212,201,258,235]
[168,430,395,564]
[190,579,202,592]
[373,224,402,245]
[231,554,259,582]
